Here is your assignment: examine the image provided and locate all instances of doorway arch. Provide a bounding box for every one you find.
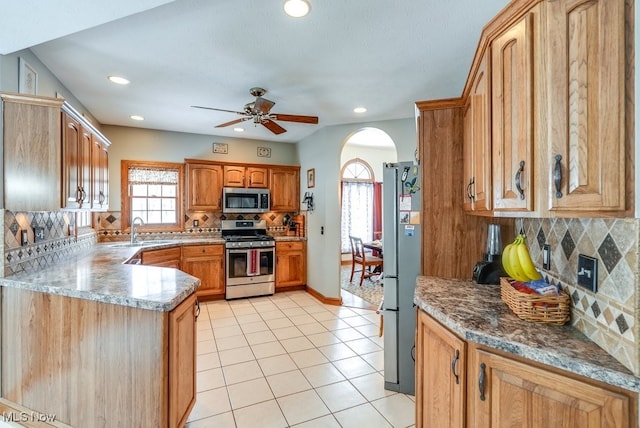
[339,127,397,307]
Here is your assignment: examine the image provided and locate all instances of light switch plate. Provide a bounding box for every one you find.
[577,254,598,292]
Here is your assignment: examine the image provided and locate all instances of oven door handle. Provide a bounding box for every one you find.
[227,247,274,253]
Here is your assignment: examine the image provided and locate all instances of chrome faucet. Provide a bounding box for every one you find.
[131,217,144,245]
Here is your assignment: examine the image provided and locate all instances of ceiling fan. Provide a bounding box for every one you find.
[192,87,319,135]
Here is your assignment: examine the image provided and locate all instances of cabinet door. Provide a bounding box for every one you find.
[546,0,625,212]
[470,348,631,428]
[247,167,269,188]
[275,241,306,289]
[463,102,474,212]
[270,168,300,212]
[168,293,197,428]
[181,245,225,299]
[185,163,223,211]
[2,94,62,211]
[141,247,182,268]
[223,165,245,187]
[91,134,109,211]
[416,311,466,428]
[491,11,535,212]
[62,112,83,209]
[464,50,492,213]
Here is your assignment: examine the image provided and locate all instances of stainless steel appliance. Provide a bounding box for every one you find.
[222,187,270,213]
[381,161,421,395]
[221,220,275,299]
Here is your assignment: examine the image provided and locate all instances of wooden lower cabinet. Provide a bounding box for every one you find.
[275,241,306,290]
[169,293,197,427]
[416,310,466,428]
[142,246,182,268]
[1,287,197,427]
[181,244,225,300]
[416,310,637,428]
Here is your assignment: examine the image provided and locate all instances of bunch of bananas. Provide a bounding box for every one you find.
[502,234,542,282]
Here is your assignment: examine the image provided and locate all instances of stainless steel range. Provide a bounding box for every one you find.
[221,220,275,299]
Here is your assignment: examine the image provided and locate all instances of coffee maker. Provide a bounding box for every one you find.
[472,224,505,284]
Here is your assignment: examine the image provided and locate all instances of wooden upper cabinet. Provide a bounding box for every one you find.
[223,165,268,188]
[223,165,245,187]
[2,93,64,211]
[545,0,626,213]
[463,49,492,213]
[62,111,84,209]
[269,167,300,212]
[491,10,537,213]
[247,167,268,188]
[185,162,223,211]
[62,103,111,211]
[91,134,109,211]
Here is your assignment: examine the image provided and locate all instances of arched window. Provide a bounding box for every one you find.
[340,159,375,253]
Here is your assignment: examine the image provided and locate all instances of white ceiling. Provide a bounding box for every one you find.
[3,0,509,143]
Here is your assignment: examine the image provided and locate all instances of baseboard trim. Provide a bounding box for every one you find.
[306,286,343,306]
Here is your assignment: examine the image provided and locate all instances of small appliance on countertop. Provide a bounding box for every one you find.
[473,223,505,285]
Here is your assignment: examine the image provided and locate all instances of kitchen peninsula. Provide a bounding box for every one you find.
[414,276,639,427]
[0,242,201,428]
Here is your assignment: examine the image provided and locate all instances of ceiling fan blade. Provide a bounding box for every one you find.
[271,113,319,124]
[191,105,246,115]
[254,97,275,114]
[262,119,287,135]
[215,117,251,128]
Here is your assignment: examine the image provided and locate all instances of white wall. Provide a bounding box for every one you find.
[340,144,397,182]
[103,125,298,210]
[298,118,415,299]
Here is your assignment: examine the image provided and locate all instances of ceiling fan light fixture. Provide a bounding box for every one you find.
[108,75,130,85]
[233,127,244,132]
[130,115,144,121]
[284,0,310,18]
[353,107,367,113]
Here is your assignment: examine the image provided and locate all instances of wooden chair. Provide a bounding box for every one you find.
[349,235,384,286]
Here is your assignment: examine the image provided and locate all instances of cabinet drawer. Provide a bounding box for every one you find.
[276,241,304,251]
[182,244,224,258]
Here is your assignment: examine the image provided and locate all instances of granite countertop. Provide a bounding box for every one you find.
[415,276,640,393]
[0,240,221,312]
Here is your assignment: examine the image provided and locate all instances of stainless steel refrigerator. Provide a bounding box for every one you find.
[381,161,421,395]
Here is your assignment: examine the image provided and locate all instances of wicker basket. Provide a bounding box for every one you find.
[500,278,570,325]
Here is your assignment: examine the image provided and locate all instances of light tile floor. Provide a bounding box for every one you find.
[187,290,416,428]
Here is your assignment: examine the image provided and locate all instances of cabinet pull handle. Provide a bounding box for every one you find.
[451,349,460,384]
[75,186,83,204]
[479,362,486,401]
[553,154,563,198]
[99,191,105,205]
[515,160,525,200]
[466,178,475,202]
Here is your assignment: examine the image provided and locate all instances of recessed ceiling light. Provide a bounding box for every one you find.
[233,127,244,132]
[108,76,130,85]
[130,115,144,121]
[354,107,367,113]
[284,0,311,17]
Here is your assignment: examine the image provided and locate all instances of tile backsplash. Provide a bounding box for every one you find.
[3,210,96,276]
[522,218,639,374]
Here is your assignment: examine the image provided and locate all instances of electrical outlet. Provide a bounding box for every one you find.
[193,219,199,227]
[542,244,551,270]
[577,254,598,292]
[20,229,28,246]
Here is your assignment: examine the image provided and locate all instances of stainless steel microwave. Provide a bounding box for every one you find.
[222,187,270,213]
